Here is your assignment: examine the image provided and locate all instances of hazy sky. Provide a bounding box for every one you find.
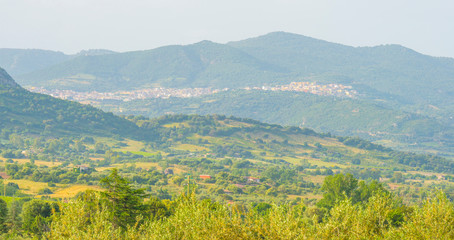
[1,0,453,57]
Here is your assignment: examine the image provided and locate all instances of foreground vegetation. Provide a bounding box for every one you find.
[1,170,454,239]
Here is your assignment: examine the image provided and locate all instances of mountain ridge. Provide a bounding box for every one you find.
[10,31,454,105]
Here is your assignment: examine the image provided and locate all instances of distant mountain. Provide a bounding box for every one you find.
[228,32,454,107]
[0,67,144,138]
[0,49,72,76]
[11,32,454,111]
[16,41,287,91]
[0,48,117,77]
[75,49,117,57]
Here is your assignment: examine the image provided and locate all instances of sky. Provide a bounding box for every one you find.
[1,0,453,58]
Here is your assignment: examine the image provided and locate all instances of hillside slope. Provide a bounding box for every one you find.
[131,114,454,174]
[16,41,287,91]
[228,32,454,108]
[0,49,72,76]
[0,67,144,138]
[94,90,454,156]
[10,32,454,111]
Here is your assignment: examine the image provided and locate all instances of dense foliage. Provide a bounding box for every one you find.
[2,172,454,239]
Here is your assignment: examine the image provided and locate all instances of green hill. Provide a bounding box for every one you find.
[0,48,116,77]
[0,67,20,89]
[0,48,72,76]
[11,32,454,119]
[11,32,454,112]
[228,32,454,111]
[130,114,454,174]
[94,90,454,157]
[16,41,286,91]
[0,67,143,138]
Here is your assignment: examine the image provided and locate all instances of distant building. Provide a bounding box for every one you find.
[75,165,91,173]
[247,177,260,183]
[0,172,9,179]
[199,175,212,180]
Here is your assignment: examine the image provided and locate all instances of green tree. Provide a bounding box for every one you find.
[100,169,148,229]
[253,202,272,215]
[6,200,22,232]
[21,199,59,235]
[317,173,358,209]
[318,173,387,209]
[0,198,7,232]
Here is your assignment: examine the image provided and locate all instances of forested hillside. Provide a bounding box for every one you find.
[229,32,454,108]
[0,67,144,138]
[11,31,454,114]
[15,41,287,91]
[94,90,454,156]
[0,49,71,76]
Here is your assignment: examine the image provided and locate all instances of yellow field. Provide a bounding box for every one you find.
[248,159,272,165]
[307,159,346,168]
[48,185,102,199]
[172,144,210,152]
[192,135,219,144]
[163,122,189,128]
[0,157,62,167]
[130,162,160,170]
[170,166,187,174]
[305,175,326,184]
[95,162,187,175]
[95,166,116,172]
[119,139,146,152]
[288,194,323,200]
[219,120,254,128]
[96,163,140,172]
[407,170,447,178]
[4,179,50,195]
[281,156,305,165]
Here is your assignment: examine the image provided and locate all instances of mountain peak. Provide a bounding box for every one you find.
[0,67,20,89]
[75,49,117,57]
[229,31,326,45]
[191,40,220,47]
